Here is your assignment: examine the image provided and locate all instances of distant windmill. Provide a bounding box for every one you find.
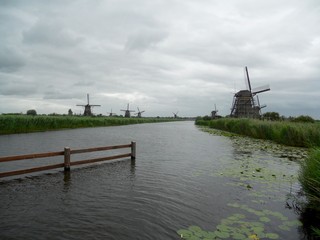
[211,104,218,119]
[134,107,145,118]
[230,66,270,118]
[173,111,179,118]
[76,94,101,116]
[107,109,116,117]
[121,103,135,118]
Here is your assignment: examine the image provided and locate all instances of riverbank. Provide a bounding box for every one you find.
[0,115,180,135]
[195,118,320,148]
[196,117,320,237]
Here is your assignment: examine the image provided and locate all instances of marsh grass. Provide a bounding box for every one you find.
[0,115,176,134]
[196,118,320,148]
[299,148,320,208]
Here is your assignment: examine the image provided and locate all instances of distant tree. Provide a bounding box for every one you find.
[26,109,37,116]
[291,115,315,123]
[262,112,280,121]
[68,109,73,116]
[202,115,211,121]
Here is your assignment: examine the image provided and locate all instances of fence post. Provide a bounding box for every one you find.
[131,142,136,160]
[64,147,71,171]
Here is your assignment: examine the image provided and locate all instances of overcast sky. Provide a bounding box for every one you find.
[1,0,319,118]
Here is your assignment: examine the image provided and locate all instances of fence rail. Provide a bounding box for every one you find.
[0,142,136,178]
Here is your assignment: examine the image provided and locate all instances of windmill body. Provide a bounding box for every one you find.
[121,104,135,118]
[230,67,270,118]
[76,94,101,116]
[211,104,219,119]
[173,111,179,118]
[135,107,145,118]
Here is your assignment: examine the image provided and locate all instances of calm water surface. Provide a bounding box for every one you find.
[0,122,307,239]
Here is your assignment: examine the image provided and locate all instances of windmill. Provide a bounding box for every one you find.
[211,104,218,119]
[173,111,179,118]
[107,109,116,117]
[121,103,135,118]
[230,66,270,118]
[76,94,101,116]
[134,107,145,118]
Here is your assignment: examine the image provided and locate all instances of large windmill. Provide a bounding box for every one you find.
[134,107,145,118]
[76,94,101,116]
[230,67,270,118]
[121,103,135,118]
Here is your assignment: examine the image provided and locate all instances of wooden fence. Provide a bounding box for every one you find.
[0,142,136,178]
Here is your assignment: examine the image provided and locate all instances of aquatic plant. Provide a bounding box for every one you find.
[177,205,302,240]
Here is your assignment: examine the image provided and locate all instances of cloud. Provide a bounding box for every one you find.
[0,0,319,118]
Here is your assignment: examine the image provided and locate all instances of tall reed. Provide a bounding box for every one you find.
[0,115,177,135]
[196,118,320,148]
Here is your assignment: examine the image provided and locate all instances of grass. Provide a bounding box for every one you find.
[0,115,179,135]
[196,118,320,148]
[299,148,320,209]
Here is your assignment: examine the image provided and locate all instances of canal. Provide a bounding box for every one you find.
[0,121,308,239]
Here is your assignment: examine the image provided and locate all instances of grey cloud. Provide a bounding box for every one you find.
[125,29,168,52]
[0,47,26,72]
[23,21,83,47]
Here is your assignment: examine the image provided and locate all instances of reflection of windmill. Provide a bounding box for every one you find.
[107,109,116,117]
[121,103,135,118]
[76,94,101,116]
[211,104,218,119]
[134,107,145,118]
[230,66,270,118]
[173,111,179,118]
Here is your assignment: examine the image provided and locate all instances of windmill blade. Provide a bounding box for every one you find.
[140,111,145,114]
[256,95,261,107]
[245,66,252,92]
[87,94,90,105]
[252,85,270,95]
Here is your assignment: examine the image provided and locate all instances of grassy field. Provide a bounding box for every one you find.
[196,118,320,148]
[0,115,179,135]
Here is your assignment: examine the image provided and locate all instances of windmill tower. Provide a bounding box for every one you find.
[76,94,101,116]
[173,111,179,118]
[211,104,218,119]
[121,103,135,118]
[230,67,270,118]
[135,107,145,118]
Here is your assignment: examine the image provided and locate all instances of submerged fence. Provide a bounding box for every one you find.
[0,142,136,178]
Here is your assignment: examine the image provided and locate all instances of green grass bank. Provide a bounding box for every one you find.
[0,115,179,135]
[196,117,320,236]
[196,118,320,148]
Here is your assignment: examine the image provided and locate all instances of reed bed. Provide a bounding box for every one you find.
[196,118,320,148]
[0,115,177,135]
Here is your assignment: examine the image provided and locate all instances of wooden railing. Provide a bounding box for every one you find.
[0,142,136,178]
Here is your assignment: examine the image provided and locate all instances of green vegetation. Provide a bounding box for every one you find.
[196,117,320,237]
[0,115,178,135]
[299,148,320,210]
[195,118,320,148]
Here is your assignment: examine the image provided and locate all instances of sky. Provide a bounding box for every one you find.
[1,0,320,119]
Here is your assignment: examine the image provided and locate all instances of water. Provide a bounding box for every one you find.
[0,122,308,239]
